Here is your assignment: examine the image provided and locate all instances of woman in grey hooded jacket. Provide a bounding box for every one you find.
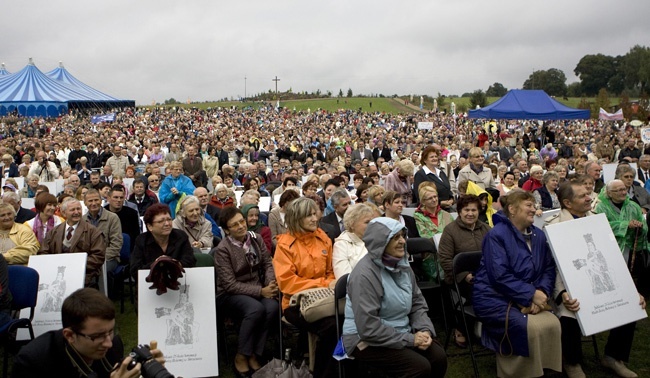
[341,217,447,377]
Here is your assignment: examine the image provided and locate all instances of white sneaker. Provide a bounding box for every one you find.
[601,355,638,378]
[563,363,586,378]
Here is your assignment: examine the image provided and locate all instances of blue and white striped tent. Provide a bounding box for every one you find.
[46,62,123,102]
[0,59,134,117]
[0,64,10,76]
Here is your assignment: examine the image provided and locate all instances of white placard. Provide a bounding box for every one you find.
[533,209,560,229]
[401,207,416,217]
[138,267,218,378]
[273,194,281,205]
[234,191,243,205]
[417,122,433,130]
[3,177,25,189]
[544,214,647,336]
[21,198,35,210]
[258,196,271,212]
[123,178,134,191]
[54,178,65,194]
[641,127,650,143]
[42,182,57,195]
[18,253,87,340]
[433,233,442,250]
[603,163,636,184]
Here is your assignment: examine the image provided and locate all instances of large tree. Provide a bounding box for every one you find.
[574,53,617,96]
[522,68,567,96]
[470,89,487,109]
[486,82,508,97]
[620,45,650,93]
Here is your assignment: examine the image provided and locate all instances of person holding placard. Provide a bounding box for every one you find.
[547,180,647,378]
[473,190,561,378]
[130,203,196,283]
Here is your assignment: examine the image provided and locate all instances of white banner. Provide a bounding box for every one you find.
[417,122,433,130]
[599,108,624,121]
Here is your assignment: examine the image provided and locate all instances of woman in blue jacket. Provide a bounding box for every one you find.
[159,161,196,218]
[473,190,561,377]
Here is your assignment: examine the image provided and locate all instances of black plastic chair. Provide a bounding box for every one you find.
[334,274,349,378]
[111,233,133,313]
[406,238,448,332]
[1,265,39,378]
[448,251,483,378]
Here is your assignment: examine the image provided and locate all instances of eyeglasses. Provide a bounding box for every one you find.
[75,328,114,343]
[470,155,484,159]
[149,179,159,182]
[227,219,247,229]
[152,217,173,225]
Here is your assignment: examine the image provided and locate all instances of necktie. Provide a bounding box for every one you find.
[66,227,74,241]
[339,219,345,232]
[137,197,143,204]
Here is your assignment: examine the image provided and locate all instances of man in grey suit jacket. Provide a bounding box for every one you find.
[351,141,373,162]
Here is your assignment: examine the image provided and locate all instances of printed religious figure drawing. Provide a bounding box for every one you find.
[572,234,616,295]
[39,266,67,313]
[155,284,199,347]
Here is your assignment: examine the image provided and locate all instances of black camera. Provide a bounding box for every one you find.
[126,344,174,378]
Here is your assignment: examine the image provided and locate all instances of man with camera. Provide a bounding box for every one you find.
[27,150,59,182]
[12,288,168,378]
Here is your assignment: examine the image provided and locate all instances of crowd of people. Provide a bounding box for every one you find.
[0,105,648,377]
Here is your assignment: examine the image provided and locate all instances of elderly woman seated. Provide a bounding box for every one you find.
[172,195,213,250]
[532,171,561,213]
[18,174,40,199]
[215,206,278,377]
[473,190,561,377]
[241,204,273,254]
[340,217,447,377]
[0,202,40,265]
[332,203,377,279]
[210,183,236,209]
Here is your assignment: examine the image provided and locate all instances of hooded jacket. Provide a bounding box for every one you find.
[466,181,495,227]
[342,218,435,354]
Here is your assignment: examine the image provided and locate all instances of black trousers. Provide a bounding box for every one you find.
[284,306,338,378]
[560,316,636,364]
[351,342,447,378]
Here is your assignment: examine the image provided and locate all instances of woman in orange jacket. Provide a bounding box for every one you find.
[273,197,337,378]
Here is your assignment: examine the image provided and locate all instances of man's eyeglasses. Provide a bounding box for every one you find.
[75,328,114,343]
[152,217,173,225]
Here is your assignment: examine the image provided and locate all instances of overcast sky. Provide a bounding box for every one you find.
[3,1,648,105]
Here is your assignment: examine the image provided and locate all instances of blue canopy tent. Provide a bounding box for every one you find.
[0,64,9,76]
[468,89,590,120]
[0,59,134,117]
